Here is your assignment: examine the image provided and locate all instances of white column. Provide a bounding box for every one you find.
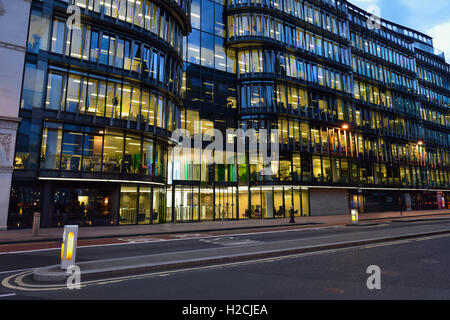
[0,170,13,230]
[0,0,31,230]
[0,118,19,230]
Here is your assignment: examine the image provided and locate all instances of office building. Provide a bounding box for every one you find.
[5,0,450,228]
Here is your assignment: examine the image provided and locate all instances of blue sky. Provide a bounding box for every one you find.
[349,0,450,62]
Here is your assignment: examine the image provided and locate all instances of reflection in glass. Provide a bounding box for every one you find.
[40,124,62,170]
[61,131,83,171]
[103,130,124,173]
[119,185,138,225]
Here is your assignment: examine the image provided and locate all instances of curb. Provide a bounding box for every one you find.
[345,222,382,227]
[32,229,450,283]
[359,213,450,222]
[390,218,450,223]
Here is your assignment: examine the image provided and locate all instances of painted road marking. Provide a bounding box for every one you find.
[199,237,260,246]
[172,233,212,238]
[0,268,34,275]
[116,238,166,244]
[0,293,16,298]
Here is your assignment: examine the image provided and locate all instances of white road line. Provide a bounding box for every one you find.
[0,293,16,298]
[0,268,34,275]
[0,248,60,255]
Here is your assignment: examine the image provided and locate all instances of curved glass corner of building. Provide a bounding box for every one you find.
[8,0,190,228]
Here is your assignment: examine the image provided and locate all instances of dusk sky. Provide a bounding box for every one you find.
[349,0,450,62]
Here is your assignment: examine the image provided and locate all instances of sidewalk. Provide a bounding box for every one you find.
[1,209,450,244]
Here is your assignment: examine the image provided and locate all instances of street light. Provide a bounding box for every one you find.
[341,124,350,130]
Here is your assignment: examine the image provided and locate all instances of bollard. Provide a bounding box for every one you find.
[60,225,79,270]
[351,209,359,224]
[32,212,40,236]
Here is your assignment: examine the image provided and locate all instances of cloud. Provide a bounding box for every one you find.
[427,21,450,63]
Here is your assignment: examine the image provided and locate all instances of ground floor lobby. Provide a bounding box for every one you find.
[6,179,450,229]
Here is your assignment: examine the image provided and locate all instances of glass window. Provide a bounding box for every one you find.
[99,33,109,65]
[115,38,125,68]
[69,27,83,59]
[119,185,138,225]
[138,186,152,224]
[103,130,124,173]
[28,9,50,54]
[65,74,83,113]
[201,0,215,34]
[85,78,98,115]
[188,29,201,64]
[191,0,201,29]
[156,96,165,128]
[154,143,165,177]
[89,30,100,62]
[40,123,62,170]
[21,62,45,110]
[45,71,64,110]
[121,84,134,120]
[108,35,116,66]
[312,156,322,182]
[201,32,214,69]
[322,157,331,182]
[141,90,150,124]
[83,134,103,172]
[153,187,165,223]
[131,42,142,73]
[142,138,154,175]
[81,26,91,60]
[215,37,226,71]
[215,3,224,37]
[226,48,236,73]
[122,133,141,174]
[148,93,157,126]
[61,131,83,171]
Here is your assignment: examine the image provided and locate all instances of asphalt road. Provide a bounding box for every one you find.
[0,219,449,300]
[1,231,450,300]
[0,219,449,272]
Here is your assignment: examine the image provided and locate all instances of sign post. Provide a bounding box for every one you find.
[32,212,40,236]
[61,225,79,270]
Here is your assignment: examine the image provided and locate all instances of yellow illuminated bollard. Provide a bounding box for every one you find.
[61,225,79,270]
[351,209,359,224]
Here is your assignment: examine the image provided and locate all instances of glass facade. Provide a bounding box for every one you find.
[9,0,190,228]
[7,0,450,228]
[168,0,449,221]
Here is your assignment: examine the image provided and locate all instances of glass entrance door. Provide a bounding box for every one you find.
[174,186,199,222]
[215,186,236,220]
